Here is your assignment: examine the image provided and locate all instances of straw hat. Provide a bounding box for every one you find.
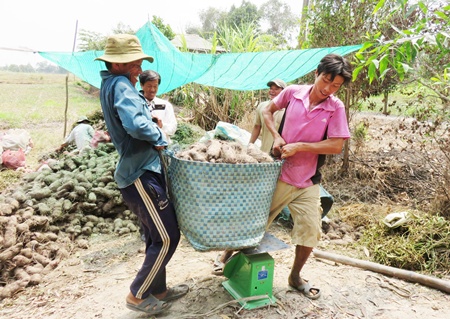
[94,34,154,63]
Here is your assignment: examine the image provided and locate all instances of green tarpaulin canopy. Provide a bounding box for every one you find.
[39,22,362,94]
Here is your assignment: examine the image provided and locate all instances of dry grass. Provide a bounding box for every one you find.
[0,71,101,170]
[360,212,450,275]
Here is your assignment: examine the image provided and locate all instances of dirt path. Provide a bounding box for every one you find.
[1,223,449,319]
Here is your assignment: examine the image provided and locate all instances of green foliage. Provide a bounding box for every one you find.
[197,1,299,47]
[352,120,369,153]
[226,0,261,31]
[259,0,298,45]
[217,21,268,52]
[171,122,205,147]
[360,213,450,275]
[78,29,108,51]
[353,121,369,141]
[353,0,450,107]
[151,16,175,40]
[198,7,228,38]
[175,34,190,53]
[176,19,278,131]
[0,169,23,193]
[171,82,256,131]
[77,18,174,51]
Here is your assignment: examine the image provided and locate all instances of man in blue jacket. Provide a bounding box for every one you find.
[95,34,188,316]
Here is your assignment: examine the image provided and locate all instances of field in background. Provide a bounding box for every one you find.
[0,71,101,168]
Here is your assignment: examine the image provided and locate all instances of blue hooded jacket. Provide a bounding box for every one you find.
[99,70,168,188]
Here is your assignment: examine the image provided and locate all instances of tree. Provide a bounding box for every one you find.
[217,21,267,52]
[301,0,420,173]
[198,7,228,38]
[77,17,174,52]
[349,0,450,216]
[150,16,175,40]
[77,30,107,51]
[226,0,261,30]
[77,24,134,52]
[259,0,300,47]
[353,0,450,107]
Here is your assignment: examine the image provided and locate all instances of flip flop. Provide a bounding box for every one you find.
[161,284,190,302]
[289,280,321,300]
[126,294,170,315]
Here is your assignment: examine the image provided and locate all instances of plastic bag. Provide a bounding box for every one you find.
[0,129,33,154]
[90,130,111,149]
[199,121,261,148]
[2,148,26,169]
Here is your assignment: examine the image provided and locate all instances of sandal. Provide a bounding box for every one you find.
[289,280,321,300]
[212,254,225,276]
[126,294,170,315]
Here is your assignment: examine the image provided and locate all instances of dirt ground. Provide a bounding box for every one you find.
[0,221,449,319]
[1,112,450,319]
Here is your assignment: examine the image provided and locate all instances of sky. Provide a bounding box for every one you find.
[0,0,303,66]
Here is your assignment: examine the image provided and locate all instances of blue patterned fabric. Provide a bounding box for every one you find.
[165,154,282,251]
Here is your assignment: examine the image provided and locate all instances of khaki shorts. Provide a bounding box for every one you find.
[267,181,321,247]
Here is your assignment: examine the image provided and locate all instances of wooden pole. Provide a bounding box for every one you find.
[313,249,450,294]
[64,20,78,138]
[64,74,69,137]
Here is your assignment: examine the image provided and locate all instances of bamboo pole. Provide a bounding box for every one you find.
[64,20,78,138]
[313,249,450,294]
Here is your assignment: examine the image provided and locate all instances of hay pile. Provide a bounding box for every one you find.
[352,208,450,276]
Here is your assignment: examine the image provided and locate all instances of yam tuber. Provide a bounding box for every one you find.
[3,217,17,246]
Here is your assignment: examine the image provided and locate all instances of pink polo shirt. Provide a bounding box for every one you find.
[272,84,350,188]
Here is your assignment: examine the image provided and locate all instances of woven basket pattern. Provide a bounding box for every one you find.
[165,155,282,251]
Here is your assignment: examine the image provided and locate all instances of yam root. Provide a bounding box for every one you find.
[0,243,23,263]
[247,143,274,163]
[0,281,23,299]
[25,263,44,275]
[29,273,42,286]
[14,268,31,286]
[25,215,50,231]
[206,139,222,160]
[188,150,207,162]
[220,143,237,164]
[31,232,58,243]
[12,255,32,267]
[176,140,273,164]
[20,248,33,259]
[32,252,51,267]
[0,203,13,216]
[3,216,17,248]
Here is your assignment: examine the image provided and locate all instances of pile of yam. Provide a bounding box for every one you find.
[0,143,139,300]
[176,139,274,164]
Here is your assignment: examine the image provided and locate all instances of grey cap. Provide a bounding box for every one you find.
[267,79,287,89]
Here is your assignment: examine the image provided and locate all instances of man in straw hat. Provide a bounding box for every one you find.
[95,34,188,316]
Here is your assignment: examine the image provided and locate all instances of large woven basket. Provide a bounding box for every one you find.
[164,154,282,251]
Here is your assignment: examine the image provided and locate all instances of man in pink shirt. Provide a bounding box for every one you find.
[214,54,352,300]
[262,53,352,299]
